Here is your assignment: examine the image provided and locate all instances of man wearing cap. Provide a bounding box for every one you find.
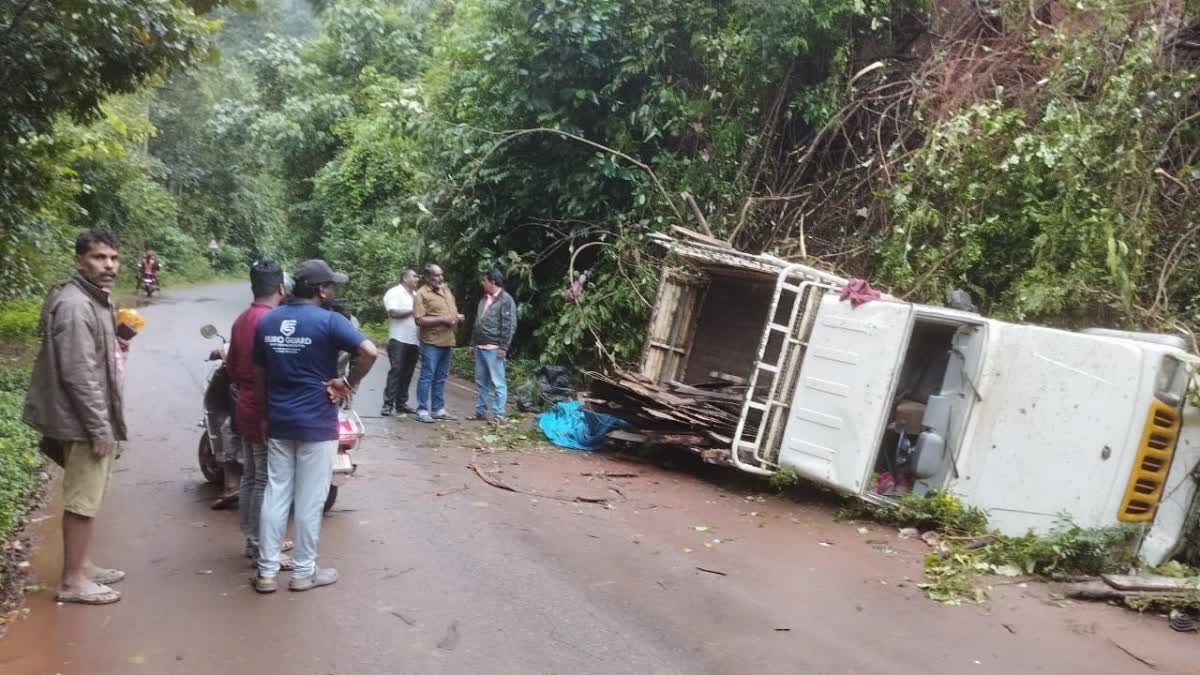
[252,260,378,593]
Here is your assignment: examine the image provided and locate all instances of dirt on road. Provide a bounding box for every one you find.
[0,282,1195,675]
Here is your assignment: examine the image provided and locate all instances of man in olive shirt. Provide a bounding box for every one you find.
[413,263,464,423]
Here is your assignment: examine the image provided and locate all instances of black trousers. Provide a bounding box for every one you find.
[384,339,420,408]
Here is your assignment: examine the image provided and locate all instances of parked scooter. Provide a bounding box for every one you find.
[198,324,361,513]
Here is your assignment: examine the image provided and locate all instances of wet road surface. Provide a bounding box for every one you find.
[0,282,1196,674]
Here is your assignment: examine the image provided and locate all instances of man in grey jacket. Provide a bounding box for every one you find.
[24,229,128,605]
[468,269,517,424]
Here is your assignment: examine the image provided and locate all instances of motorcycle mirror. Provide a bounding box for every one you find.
[200,324,219,340]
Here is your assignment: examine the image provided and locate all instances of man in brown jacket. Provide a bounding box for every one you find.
[24,229,128,605]
[413,263,464,423]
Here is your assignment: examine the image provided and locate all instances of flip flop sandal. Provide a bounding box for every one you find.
[92,568,126,585]
[211,493,239,510]
[57,583,121,605]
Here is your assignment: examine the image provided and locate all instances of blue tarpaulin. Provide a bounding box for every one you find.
[537,401,632,451]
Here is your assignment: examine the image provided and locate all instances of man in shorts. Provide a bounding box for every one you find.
[24,229,128,605]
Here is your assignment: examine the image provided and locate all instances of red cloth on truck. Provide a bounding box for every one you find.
[839,278,881,307]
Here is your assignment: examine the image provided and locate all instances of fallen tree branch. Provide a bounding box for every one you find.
[680,191,713,237]
[468,451,611,506]
[1108,638,1158,670]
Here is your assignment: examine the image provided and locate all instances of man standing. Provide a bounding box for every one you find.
[469,269,517,424]
[252,260,377,593]
[413,263,463,423]
[380,269,419,417]
[24,229,127,605]
[223,261,292,567]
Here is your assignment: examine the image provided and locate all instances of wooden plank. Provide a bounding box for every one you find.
[1102,574,1200,592]
[671,225,732,249]
[706,431,733,446]
[607,430,649,443]
[644,432,707,446]
[708,370,747,386]
[666,381,744,403]
[648,340,688,355]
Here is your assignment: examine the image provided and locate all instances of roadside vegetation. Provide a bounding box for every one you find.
[834,491,1198,607]
[0,303,47,625]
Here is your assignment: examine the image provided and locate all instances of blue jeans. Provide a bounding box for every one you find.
[415,343,452,414]
[239,443,268,549]
[257,439,336,578]
[474,349,508,418]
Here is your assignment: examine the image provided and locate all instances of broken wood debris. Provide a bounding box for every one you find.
[587,369,752,461]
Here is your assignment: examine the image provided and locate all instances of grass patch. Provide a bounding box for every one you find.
[837,492,989,536]
[0,300,39,343]
[473,413,547,450]
[841,493,1140,605]
[768,467,801,492]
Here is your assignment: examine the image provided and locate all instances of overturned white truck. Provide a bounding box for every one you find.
[639,233,1200,566]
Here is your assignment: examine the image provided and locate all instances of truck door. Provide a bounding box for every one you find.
[776,295,915,493]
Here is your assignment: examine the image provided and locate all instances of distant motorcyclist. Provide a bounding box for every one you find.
[139,249,161,287]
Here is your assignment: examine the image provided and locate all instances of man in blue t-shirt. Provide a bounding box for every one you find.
[251,259,378,593]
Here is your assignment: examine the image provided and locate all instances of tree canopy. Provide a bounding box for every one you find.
[4,0,1200,364]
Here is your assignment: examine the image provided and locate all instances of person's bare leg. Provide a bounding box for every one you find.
[61,511,95,592]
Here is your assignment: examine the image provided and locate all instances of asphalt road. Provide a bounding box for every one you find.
[0,281,1195,674]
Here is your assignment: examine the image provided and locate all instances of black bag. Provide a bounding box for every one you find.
[515,365,577,412]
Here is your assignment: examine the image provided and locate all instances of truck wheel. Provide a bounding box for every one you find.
[323,485,339,514]
[198,431,223,485]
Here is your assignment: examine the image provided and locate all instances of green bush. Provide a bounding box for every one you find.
[210,242,251,273]
[0,368,43,547]
[840,492,989,536]
[0,299,41,342]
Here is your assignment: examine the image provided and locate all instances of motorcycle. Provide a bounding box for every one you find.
[198,324,361,513]
[138,272,160,297]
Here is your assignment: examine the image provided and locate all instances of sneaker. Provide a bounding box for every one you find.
[380,404,393,417]
[252,575,278,594]
[432,410,457,421]
[416,411,435,424]
[289,567,338,592]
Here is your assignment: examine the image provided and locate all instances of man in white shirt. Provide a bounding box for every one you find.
[381,269,420,417]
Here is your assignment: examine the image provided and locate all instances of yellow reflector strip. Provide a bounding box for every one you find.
[1118,401,1180,522]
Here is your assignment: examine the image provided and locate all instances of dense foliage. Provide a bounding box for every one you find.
[0,0,229,295]
[5,0,1200,360]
